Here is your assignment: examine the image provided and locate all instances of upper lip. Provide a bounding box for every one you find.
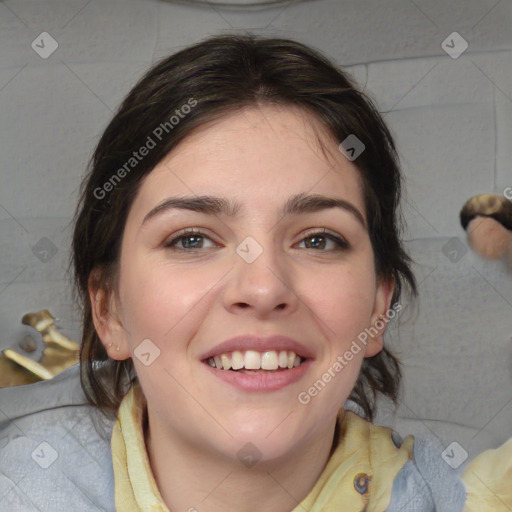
[200,335,315,361]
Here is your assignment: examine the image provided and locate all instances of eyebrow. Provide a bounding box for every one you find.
[141,193,366,229]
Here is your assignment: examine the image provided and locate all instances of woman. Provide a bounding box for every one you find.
[1,33,510,511]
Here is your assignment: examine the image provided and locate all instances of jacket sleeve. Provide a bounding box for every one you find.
[385,436,467,512]
[0,365,116,511]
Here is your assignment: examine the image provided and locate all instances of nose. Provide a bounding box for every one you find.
[222,235,299,318]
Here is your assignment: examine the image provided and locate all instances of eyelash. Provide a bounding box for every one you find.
[163,228,350,252]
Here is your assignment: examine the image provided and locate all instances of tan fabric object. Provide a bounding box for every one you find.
[462,436,512,511]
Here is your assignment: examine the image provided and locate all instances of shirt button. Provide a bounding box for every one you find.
[354,473,370,495]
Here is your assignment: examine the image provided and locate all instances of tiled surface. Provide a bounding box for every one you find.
[383,238,512,443]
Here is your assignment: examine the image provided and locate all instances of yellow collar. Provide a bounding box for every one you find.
[111,384,413,512]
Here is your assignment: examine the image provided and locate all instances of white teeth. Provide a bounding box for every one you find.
[278,350,288,369]
[221,354,231,370]
[231,351,244,370]
[207,349,305,371]
[244,350,261,370]
[261,351,278,370]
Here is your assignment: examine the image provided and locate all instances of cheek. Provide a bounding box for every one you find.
[304,264,376,334]
[120,263,208,397]
[119,256,224,346]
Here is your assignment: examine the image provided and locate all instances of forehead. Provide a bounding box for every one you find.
[173,104,347,167]
[130,104,366,223]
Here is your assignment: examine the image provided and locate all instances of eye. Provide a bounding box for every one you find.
[163,228,349,252]
[163,229,218,251]
[297,229,350,251]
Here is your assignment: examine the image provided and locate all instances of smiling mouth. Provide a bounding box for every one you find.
[204,349,307,373]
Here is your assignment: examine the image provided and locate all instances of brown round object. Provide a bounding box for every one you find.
[460,194,512,231]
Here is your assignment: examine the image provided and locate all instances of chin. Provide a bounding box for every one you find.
[220,433,299,467]
[227,411,315,454]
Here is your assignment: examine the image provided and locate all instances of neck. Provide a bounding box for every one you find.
[145,408,340,512]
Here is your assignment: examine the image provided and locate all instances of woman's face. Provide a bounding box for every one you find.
[95,105,393,462]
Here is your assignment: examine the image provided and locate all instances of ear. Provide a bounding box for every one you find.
[365,276,395,357]
[88,267,131,360]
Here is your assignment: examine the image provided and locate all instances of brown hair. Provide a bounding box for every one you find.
[71,33,417,422]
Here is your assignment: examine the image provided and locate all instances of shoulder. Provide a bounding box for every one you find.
[347,409,512,512]
[338,411,441,509]
[345,409,466,512]
[0,364,116,511]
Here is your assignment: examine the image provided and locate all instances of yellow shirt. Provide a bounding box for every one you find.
[111,384,512,511]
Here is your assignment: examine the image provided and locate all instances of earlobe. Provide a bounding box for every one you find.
[88,269,130,360]
[365,276,395,357]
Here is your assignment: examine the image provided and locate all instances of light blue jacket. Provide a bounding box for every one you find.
[0,364,467,511]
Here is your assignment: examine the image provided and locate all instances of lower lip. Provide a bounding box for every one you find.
[203,359,312,392]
